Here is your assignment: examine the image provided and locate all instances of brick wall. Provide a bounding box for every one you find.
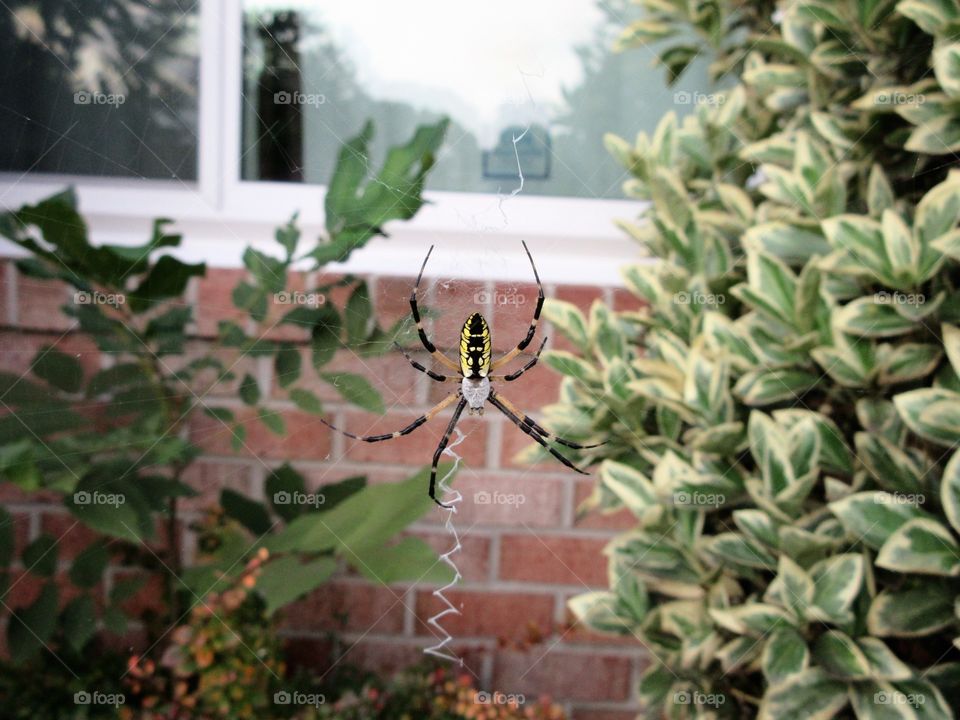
[0,259,648,719]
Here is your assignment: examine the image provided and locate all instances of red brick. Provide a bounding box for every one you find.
[490,281,542,352]
[414,589,554,640]
[499,534,609,587]
[500,413,571,473]
[374,275,417,330]
[339,409,487,467]
[180,461,254,511]
[557,597,644,648]
[3,570,42,608]
[39,512,102,561]
[260,270,310,342]
[115,569,167,618]
[409,531,491,582]
[0,331,100,382]
[492,647,633,702]
[9,513,30,557]
[331,638,424,677]
[612,287,647,313]
[572,479,637,532]
[0,483,59,504]
[571,710,640,720]
[99,626,149,655]
[279,580,405,634]
[417,470,565,528]
[294,349,422,409]
[432,278,487,351]
[194,267,248,338]
[16,275,73,331]
[0,260,12,325]
[189,408,332,460]
[313,272,355,310]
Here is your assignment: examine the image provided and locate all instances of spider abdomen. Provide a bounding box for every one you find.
[459,312,492,378]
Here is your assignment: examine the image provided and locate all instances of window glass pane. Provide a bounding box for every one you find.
[241,0,714,199]
[0,1,199,180]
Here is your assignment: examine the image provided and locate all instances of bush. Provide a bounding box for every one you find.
[540,0,960,717]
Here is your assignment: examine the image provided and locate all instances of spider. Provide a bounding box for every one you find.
[321,242,603,508]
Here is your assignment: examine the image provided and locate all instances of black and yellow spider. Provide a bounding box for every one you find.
[322,242,602,508]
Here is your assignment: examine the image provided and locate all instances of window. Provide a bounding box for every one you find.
[239,0,713,199]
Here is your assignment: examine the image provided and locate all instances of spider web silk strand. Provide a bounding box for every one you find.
[423,425,467,664]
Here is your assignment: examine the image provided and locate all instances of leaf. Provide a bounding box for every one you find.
[255,555,336,615]
[876,517,960,576]
[543,299,591,352]
[813,630,871,679]
[809,554,864,624]
[289,388,323,414]
[275,344,301,389]
[21,534,57,577]
[243,247,286,294]
[757,668,847,720]
[265,464,307,522]
[835,297,917,337]
[67,466,155,542]
[894,388,960,446]
[7,582,58,663]
[599,460,660,523]
[259,408,286,435]
[62,594,97,652]
[829,492,928,550]
[31,347,83,393]
[868,583,956,637]
[763,627,809,684]
[709,603,794,637]
[128,256,205,313]
[345,282,373,344]
[220,489,273,536]
[69,541,109,588]
[320,372,385,414]
[239,373,261,405]
[353,536,453,585]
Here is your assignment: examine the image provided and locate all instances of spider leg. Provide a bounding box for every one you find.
[490,241,544,371]
[321,393,460,442]
[430,397,468,508]
[488,392,589,475]
[393,342,457,383]
[410,245,461,373]
[489,336,547,382]
[493,391,605,449]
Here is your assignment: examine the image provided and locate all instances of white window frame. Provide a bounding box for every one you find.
[0,0,644,285]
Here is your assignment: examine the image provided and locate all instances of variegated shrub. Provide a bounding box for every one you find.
[533,0,960,718]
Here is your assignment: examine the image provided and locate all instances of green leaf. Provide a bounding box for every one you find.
[809,554,865,624]
[763,627,809,684]
[868,583,956,637]
[21,534,57,577]
[67,466,155,542]
[813,630,871,679]
[894,388,960,446]
[876,517,960,576]
[757,668,847,720]
[320,372,385,414]
[220,489,273,536]
[345,282,373,345]
[128,255,205,313]
[353,535,452,585]
[62,594,97,652]
[243,247,286,294]
[599,460,660,523]
[543,299,590,351]
[836,297,917,337]
[7,582,58,663]
[275,343,301,389]
[69,541,109,588]
[265,464,307,522]
[255,555,336,615]
[259,408,286,435]
[31,347,83,393]
[289,387,323,414]
[239,373,261,405]
[829,492,928,550]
